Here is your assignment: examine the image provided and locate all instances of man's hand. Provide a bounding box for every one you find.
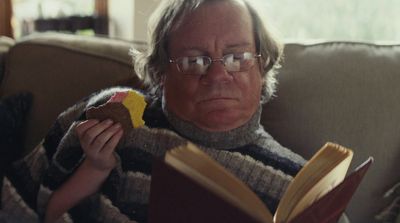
[75,119,123,171]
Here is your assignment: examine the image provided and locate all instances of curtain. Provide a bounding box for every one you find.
[94,0,108,34]
[0,0,14,38]
[95,0,108,17]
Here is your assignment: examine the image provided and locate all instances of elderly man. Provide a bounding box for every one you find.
[43,0,306,222]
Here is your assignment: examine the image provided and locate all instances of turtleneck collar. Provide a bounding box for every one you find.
[161,97,264,150]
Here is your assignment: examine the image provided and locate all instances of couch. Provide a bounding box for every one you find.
[0,32,399,223]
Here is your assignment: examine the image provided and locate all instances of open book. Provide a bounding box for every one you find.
[149,142,373,223]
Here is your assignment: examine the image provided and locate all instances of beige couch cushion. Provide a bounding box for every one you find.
[262,42,400,223]
[0,32,143,154]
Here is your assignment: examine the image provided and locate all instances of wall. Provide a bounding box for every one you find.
[108,0,135,40]
[108,0,161,42]
[133,0,161,42]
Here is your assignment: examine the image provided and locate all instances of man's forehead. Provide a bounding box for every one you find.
[169,32,255,55]
[174,41,253,53]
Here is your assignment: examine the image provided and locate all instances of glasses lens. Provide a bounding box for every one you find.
[177,56,210,75]
[224,52,255,72]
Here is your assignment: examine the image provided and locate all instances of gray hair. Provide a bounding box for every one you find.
[131,0,283,103]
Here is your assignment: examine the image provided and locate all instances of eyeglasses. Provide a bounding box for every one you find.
[169,52,261,75]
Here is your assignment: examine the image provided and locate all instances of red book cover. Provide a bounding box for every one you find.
[289,157,373,223]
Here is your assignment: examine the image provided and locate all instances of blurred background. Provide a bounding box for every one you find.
[1,0,400,43]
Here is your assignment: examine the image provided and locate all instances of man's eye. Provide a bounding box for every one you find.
[187,57,201,64]
[233,53,245,60]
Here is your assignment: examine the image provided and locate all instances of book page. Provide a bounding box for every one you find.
[274,142,353,223]
[288,157,373,223]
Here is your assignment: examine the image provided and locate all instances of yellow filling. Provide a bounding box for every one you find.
[122,90,147,128]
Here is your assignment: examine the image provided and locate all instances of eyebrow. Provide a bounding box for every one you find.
[179,46,206,53]
[225,42,253,49]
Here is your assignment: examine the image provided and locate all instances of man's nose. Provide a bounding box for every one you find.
[201,60,233,84]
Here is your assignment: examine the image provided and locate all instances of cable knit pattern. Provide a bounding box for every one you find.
[5,87,306,223]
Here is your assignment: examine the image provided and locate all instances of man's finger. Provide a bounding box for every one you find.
[91,122,122,151]
[101,128,124,157]
[82,119,114,146]
[75,119,100,136]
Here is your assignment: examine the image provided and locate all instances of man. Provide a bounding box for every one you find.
[43,0,306,222]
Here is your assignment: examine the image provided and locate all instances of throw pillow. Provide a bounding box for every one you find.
[0,92,33,204]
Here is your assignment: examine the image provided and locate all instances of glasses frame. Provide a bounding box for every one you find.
[169,52,262,75]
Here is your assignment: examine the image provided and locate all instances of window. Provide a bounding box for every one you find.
[249,0,400,42]
[12,0,95,38]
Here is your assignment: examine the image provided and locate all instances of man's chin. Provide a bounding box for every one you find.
[196,111,246,132]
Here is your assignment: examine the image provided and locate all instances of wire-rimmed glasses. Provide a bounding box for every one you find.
[169,52,261,75]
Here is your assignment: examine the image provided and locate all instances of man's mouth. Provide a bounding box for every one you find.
[198,97,236,103]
